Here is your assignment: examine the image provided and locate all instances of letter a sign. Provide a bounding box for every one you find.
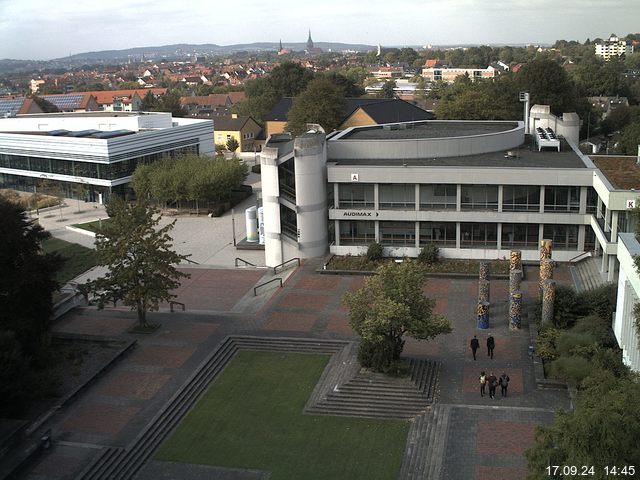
[351,173,359,182]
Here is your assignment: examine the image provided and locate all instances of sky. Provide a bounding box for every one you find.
[1,0,639,60]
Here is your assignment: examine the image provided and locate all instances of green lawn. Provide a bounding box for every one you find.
[156,351,409,480]
[41,237,98,284]
[72,218,111,233]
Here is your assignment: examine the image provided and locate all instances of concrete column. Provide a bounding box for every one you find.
[578,225,586,252]
[597,197,603,219]
[602,251,608,274]
[608,255,616,282]
[415,221,420,249]
[611,211,619,240]
[539,186,545,213]
[477,301,490,329]
[374,183,379,210]
[293,134,328,258]
[415,184,420,212]
[375,220,380,243]
[456,184,462,212]
[538,224,545,245]
[497,185,503,213]
[260,146,283,268]
[579,186,588,215]
[496,223,503,251]
[541,279,556,324]
[509,291,522,330]
[334,220,341,246]
[605,207,612,232]
[456,222,461,249]
[333,183,339,209]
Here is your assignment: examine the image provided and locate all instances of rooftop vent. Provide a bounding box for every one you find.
[504,150,519,159]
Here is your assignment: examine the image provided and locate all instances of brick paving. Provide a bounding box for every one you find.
[21,261,574,479]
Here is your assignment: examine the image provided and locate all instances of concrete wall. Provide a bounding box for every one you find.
[614,233,640,372]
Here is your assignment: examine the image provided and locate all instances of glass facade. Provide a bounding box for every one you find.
[543,224,579,250]
[280,204,297,240]
[338,184,374,209]
[419,222,456,246]
[501,223,539,248]
[461,223,498,248]
[544,186,580,212]
[502,186,540,212]
[379,184,415,209]
[461,185,498,211]
[380,221,415,246]
[419,184,456,210]
[339,220,375,245]
[278,158,296,203]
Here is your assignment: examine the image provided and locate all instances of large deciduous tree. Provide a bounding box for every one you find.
[87,198,190,326]
[343,262,452,372]
[516,58,579,115]
[285,77,346,135]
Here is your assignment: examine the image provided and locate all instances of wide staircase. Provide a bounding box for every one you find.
[305,358,440,419]
[398,403,452,480]
[571,257,608,292]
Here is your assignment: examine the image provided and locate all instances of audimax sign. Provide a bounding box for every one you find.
[343,211,379,217]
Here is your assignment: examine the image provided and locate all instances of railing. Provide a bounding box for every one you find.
[235,257,256,267]
[184,257,200,265]
[273,257,300,274]
[169,301,185,312]
[568,250,594,263]
[254,278,283,296]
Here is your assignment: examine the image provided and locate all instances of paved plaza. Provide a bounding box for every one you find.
[16,172,573,479]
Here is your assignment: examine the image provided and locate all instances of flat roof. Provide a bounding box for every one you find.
[591,155,640,190]
[339,121,519,140]
[330,140,588,169]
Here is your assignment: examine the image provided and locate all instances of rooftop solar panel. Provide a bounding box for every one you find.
[0,98,25,115]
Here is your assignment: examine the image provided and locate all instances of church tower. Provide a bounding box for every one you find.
[306,29,314,50]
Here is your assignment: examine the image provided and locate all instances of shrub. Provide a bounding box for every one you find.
[418,243,439,264]
[548,355,593,386]
[366,242,384,261]
[555,330,598,358]
[553,284,580,328]
[579,283,617,322]
[571,313,616,347]
[536,325,561,361]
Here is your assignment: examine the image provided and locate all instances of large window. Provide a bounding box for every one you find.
[586,187,598,214]
[379,184,415,209]
[544,186,580,212]
[338,184,374,209]
[278,158,295,203]
[420,184,456,210]
[460,223,498,248]
[543,224,579,250]
[380,221,415,246]
[420,222,456,246]
[461,185,498,211]
[280,204,297,240]
[339,220,375,245]
[501,223,539,248]
[502,186,540,212]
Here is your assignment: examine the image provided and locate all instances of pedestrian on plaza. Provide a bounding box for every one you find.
[487,372,498,399]
[479,371,486,397]
[470,335,480,360]
[487,335,495,359]
[499,372,510,397]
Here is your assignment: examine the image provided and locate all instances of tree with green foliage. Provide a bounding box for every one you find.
[516,58,579,115]
[343,262,452,372]
[140,91,159,111]
[379,80,397,99]
[31,96,59,113]
[615,120,640,155]
[86,198,190,326]
[525,371,640,479]
[285,77,346,135]
[226,137,239,152]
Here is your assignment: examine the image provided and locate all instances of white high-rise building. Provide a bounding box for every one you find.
[595,34,634,61]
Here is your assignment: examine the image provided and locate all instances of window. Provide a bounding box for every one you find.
[461,185,498,211]
[278,158,295,202]
[339,220,375,245]
[502,186,540,212]
[379,184,415,209]
[501,223,539,248]
[460,223,498,248]
[280,204,297,240]
[586,187,598,214]
[420,184,456,210]
[544,186,580,212]
[380,221,415,246]
[420,222,456,246]
[543,224,579,250]
[338,184,374,209]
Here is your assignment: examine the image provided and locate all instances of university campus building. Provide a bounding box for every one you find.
[0,111,214,202]
[259,106,640,371]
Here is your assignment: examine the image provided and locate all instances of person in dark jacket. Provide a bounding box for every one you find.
[499,372,510,397]
[487,372,498,399]
[487,335,495,359]
[470,335,480,360]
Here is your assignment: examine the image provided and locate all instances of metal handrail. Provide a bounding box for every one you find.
[568,250,593,263]
[254,277,282,296]
[169,301,185,312]
[273,257,300,274]
[235,257,256,267]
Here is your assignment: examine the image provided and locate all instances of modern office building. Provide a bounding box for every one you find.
[0,111,214,202]
[595,34,634,61]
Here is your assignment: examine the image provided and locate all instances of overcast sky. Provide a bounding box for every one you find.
[1,0,639,60]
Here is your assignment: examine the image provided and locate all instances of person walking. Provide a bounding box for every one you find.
[487,372,498,399]
[499,372,510,397]
[479,371,486,397]
[470,335,480,360]
[487,335,495,359]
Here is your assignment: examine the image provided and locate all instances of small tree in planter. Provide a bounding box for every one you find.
[366,241,384,261]
[418,243,439,264]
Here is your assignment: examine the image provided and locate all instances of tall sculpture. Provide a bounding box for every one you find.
[477,301,490,329]
[541,279,556,324]
[509,291,522,330]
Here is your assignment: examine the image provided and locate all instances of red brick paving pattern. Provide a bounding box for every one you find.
[263,312,319,332]
[279,293,331,310]
[129,345,196,369]
[52,314,134,337]
[475,466,529,480]
[62,403,140,435]
[403,338,442,357]
[424,279,451,296]
[325,314,354,335]
[295,275,340,291]
[463,368,523,395]
[156,322,218,343]
[31,453,86,477]
[476,421,536,455]
[434,298,448,315]
[97,371,171,400]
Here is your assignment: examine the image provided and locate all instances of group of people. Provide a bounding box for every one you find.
[478,371,510,399]
[469,334,494,360]
[470,335,509,399]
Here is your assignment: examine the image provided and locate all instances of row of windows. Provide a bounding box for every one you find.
[0,146,198,181]
[338,221,588,250]
[336,184,595,213]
